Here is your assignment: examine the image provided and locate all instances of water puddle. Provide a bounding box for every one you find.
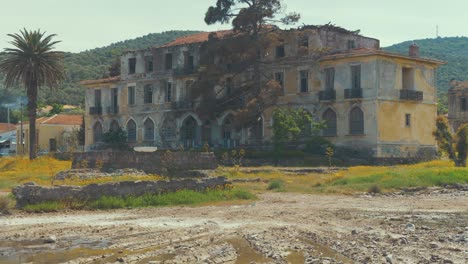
[300,237,353,263]
[224,237,271,264]
[0,238,115,264]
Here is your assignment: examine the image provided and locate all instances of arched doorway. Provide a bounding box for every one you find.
[144,118,155,143]
[181,116,198,148]
[93,122,103,144]
[126,119,137,142]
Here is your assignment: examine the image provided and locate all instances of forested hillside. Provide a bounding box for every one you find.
[0,30,200,108]
[384,37,468,95]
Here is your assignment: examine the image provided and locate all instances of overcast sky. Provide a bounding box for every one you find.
[1,0,466,53]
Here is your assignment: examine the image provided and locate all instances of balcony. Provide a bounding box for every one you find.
[400,89,423,102]
[173,67,196,76]
[171,100,194,110]
[319,90,336,101]
[89,106,102,115]
[107,105,119,115]
[344,88,363,99]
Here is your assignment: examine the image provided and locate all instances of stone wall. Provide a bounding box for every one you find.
[72,151,217,175]
[13,177,230,208]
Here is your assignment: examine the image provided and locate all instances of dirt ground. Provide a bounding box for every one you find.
[0,187,467,264]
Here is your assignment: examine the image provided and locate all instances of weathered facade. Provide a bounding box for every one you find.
[448,80,468,131]
[82,26,444,160]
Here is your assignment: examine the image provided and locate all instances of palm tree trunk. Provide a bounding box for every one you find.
[27,82,38,160]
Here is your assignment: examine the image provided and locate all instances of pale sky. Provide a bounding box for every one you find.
[0,0,467,53]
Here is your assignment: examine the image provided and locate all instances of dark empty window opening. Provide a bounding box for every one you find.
[145,56,153,72]
[325,68,335,91]
[128,86,135,105]
[402,67,414,90]
[226,77,233,95]
[322,109,337,136]
[166,82,172,102]
[301,37,309,48]
[127,120,137,142]
[144,85,153,104]
[300,70,308,93]
[351,65,361,90]
[94,90,101,107]
[274,72,284,92]
[187,56,194,70]
[165,53,173,70]
[405,114,411,127]
[347,40,356,49]
[128,58,136,74]
[349,107,364,135]
[276,45,285,58]
[461,98,467,111]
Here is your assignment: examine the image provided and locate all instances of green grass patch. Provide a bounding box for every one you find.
[20,188,256,212]
[267,179,285,191]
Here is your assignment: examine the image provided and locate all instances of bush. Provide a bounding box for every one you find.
[267,179,285,191]
[0,195,13,214]
[368,184,381,194]
[304,136,333,155]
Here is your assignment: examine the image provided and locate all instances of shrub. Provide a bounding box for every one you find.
[267,179,285,191]
[304,136,333,155]
[368,184,381,194]
[0,196,13,214]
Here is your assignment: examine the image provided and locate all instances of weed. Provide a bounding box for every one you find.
[368,184,381,194]
[267,179,285,191]
[0,195,13,214]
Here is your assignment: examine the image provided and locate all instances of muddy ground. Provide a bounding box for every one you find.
[0,187,467,264]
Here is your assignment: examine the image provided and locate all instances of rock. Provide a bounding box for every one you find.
[429,242,439,249]
[385,254,393,264]
[405,223,415,232]
[43,235,57,244]
[351,229,358,235]
[443,260,454,264]
[116,257,124,262]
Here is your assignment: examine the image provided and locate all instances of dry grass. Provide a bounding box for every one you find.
[221,160,468,194]
[0,156,165,190]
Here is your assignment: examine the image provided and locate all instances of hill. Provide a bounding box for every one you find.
[0,30,201,109]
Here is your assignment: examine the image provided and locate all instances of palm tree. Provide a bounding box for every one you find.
[0,29,64,159]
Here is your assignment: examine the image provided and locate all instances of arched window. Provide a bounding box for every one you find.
[144,119,155,142]
[349,107,364,135]
[222,116,233,140]
[110,120,120,132]
[250,116,263,141]
[202,120,212,145]
[181,116,197,148]
[322,109,337,136]
[93,122,103,143]
[127,120,137,142]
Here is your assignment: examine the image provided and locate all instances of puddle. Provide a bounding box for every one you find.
[300,237,353,263]
[0,238,115,264]
[224,237,271,264]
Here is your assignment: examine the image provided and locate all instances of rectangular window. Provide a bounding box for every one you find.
[128,86,135,105]
[461,98,467,111]
[165,53,173,70]
[166,82,172,102]
[225,77,233,95]
[347,40,356,49]
[94,90,101,107]
[274,72,284,90]
[187,55,194,70]
[145,56,153,72]
[300,70,308,93]
[128,58,136,74]
[405,113,411,127]
[144,85,153,104]
[301,37,309,48]
[185,80,193,100]
[276,45,285,58]
[402,67,414,90]
[351,65,361,89]
[111,88,118,113]
[324,68,335,91]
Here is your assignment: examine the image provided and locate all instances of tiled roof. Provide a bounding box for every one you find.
[159,30,234,48]
[80,76,120,85]
[320,48,446,65]
[0,123,16,133]
[40,114,83,126]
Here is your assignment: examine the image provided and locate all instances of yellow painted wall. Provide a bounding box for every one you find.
[377,101,436,145]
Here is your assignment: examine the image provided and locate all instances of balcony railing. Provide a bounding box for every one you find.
[319,90,336,101]
[172,100,194,110]
[107,105,119,114]
[400,89,423,102]
[173,67,196,76]
[89,106,102,115]
[344,88,363,99]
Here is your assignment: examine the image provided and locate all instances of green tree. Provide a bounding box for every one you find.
[192,0,300,127]
[271,108,324,153]
[49,103,64,115]
[102,126,127,149]
[433,115,468,167]
[0,29,65,159]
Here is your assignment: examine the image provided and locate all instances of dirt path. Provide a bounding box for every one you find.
[0,190,467,264]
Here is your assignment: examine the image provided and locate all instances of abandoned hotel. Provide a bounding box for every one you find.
[82,25,445,161]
